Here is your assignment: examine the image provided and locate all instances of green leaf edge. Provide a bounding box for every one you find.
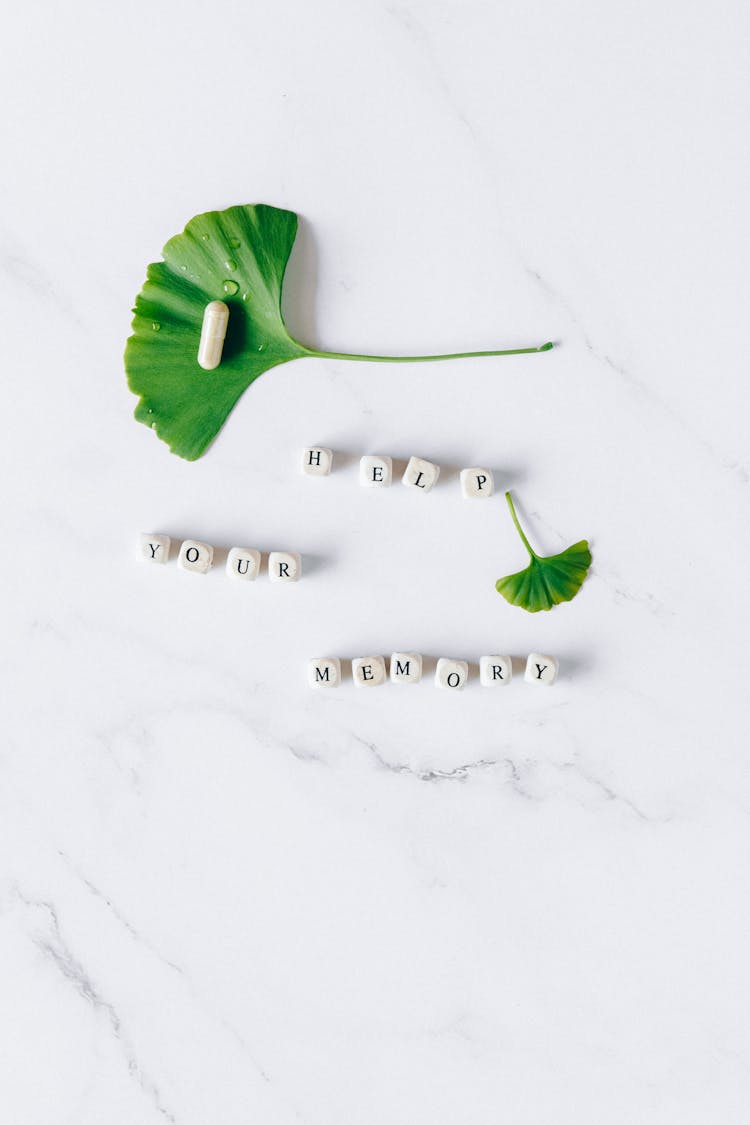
[124,203,306,461]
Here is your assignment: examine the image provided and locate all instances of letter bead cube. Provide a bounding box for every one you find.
[524,653,559,685]
[479,655,512,686]
[269,551,301,582]
[308,657,341,688]
[460,467,495,499]
[352,655,386,687]
[402,455,440,493]
[226,547,261,581]
[360,455,393,487]
[178,539,214,574]
[435,658,469,690]
[390,652,423,684]
[302,447,333,476]
[139,532,171,564]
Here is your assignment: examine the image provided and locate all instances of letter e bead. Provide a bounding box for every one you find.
[360,455,393,487]
[352,656,386,687]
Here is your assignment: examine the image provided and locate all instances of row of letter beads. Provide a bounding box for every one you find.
[309,653,559,689]
[302,447,493,498]
[138,534,301,581]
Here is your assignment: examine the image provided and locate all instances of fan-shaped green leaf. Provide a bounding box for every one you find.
[125,203,306,461]
[125,203,555,460]
[495,492,592,612]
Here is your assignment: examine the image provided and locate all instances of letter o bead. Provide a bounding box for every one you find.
[308,657,341,688]
[435,658,469,690]
[524,653,559,685]
[352,656,386,687]
[178,539,214,574]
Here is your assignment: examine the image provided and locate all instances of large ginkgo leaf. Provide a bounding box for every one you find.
[125,204,306,461]
[495,492,592,612]
[125,203,554,460]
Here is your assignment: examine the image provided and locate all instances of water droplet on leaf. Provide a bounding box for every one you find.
[258,343,266,352]
[202,233,210,241]
[151,322,161,331]
[224,259,237,271]
[229,237,240,248]
[222,279,239,295]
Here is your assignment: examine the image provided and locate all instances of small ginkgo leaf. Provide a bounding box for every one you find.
[125,203,554,460]
[495,492,592,612]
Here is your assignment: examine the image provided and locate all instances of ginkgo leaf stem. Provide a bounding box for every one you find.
[302,341,554,363]
[505,491,538,558]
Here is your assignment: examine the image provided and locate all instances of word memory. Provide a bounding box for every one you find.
[308,653,559,689]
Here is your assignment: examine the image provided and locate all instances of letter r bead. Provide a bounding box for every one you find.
[269,552,301,582]
[480,655,512,686]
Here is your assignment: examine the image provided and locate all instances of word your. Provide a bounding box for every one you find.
[308,653,559,689]
[302,447,494,499]
[138,534,301,582]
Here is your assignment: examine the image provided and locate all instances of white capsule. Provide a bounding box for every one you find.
[197,300,229,370]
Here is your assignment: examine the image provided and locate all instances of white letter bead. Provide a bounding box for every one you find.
[460,467,495,499]
[269,551,301,582]
[524,653,559,685]
[302,447,333,476]
[390,652,423,684]
[197,300,229,370]
[178,539,214,574]
[352,656,386,687]
[435,658,469,690]
[360,455,393,487]
[139,532,171,564]
[308,657,341,688]
[480,655,512,686]
[402,456,440,493]
[226,547,261,581]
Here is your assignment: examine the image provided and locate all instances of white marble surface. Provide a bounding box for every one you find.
[3,1,750,1120]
